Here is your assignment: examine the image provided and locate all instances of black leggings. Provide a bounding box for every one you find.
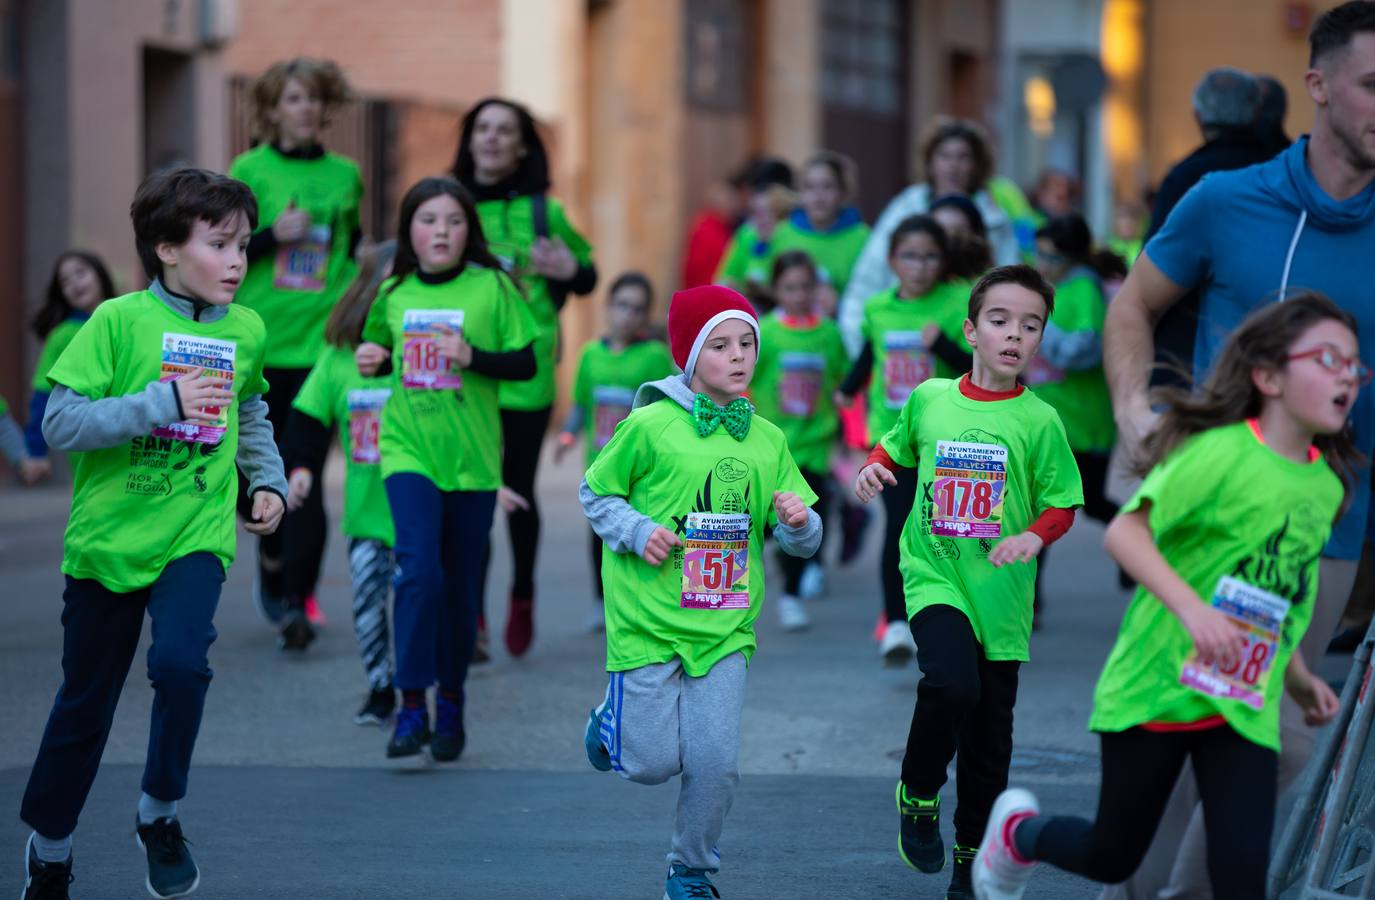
[236,365,327,611]
[499,406,551,599]
[777,468,831,595]
[902,605,1021,847]
[880,468,919,623]
[1027,726,1277,899]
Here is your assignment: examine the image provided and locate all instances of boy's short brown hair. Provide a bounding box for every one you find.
[130,167,258,279]
[967,264,1055,323]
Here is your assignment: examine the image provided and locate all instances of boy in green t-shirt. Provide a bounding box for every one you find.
[854,265,1083,897]
[580,285,821,900]
[554,271,676,631]
[19,168,287,900]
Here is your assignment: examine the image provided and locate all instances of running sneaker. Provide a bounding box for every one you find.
[506,594,535,657]
[354,687,396,726]
[303,593,327,626]
[880,620,917,666]
[277,612,315,651]
[386,706,431,759]
[896,782,943,873]
[663,864,720,900]
[585,708,612,772]
[776,595,811,632]
[799,561,827,598]
[431,693,465,763]
[949,844,977,899]
[22,835,73,900]
[134,817,199,899]
[972,788,1039,900]
[253,573,285,626]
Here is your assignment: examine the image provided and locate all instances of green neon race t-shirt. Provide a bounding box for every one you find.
[47,290,270,592]
[572,338,677,468]
[880,378,1083,660]
[752,313,849,473]
[585,395,818,676]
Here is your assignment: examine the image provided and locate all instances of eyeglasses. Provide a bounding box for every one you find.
[1287,347,1373,385]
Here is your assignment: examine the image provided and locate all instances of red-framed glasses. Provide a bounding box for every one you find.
[1287,347,1373,385]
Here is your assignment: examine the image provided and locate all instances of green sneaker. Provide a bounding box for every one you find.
[947,844,977,898]
[897,781,944,873]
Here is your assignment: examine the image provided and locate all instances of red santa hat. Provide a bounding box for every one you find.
[667,285,761,382]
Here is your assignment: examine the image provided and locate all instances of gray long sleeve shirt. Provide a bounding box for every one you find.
[579,374,822,559]
[42,278,288,499]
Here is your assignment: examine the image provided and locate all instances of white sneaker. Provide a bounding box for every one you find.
[777,595,811,631]
[973,788,1040,900]
[584,604,606,634]
[880,620,916,666]
[799,561,827,599]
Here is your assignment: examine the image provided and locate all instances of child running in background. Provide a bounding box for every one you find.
[25,251,117,476]
[973,294,1355,900]
[355,177,537,764]
[838,215,974,664]
[554,271,676,632]
[752,250,849,631]
[854,265,1083,899]
[19,168,286,900]
[284,241,398,721]
[580,285,821,900]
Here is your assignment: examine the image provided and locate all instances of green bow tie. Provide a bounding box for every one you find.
[693,393,752,441]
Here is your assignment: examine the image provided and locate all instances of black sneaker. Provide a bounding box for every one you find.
[135,817,199,898]
[23,835,73,900]
[947,844,976,899]
[278,613,316,651]
[897,781,944,873]
[386,706,431,758]
[431,693,465,762]
[354,687,396,726]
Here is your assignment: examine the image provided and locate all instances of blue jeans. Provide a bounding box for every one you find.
[385,473,496,694]
[21,552,224,839]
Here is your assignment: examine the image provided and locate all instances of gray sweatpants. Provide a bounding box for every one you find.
[1098,556,1360,900]
[596,652,747,872]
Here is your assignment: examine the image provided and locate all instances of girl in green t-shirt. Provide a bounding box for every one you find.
[25,250,116,472]
[715,182,796,309]
[753,251,849,632]
[356,178,538,765]
[837,215,973,661]
[975,294,1361,900]
[767,152,870,315]
[284,241,398,723]
[554,271,676,630]
[228,57,365,637]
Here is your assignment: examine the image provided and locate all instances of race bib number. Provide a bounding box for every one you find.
[346,388,390,464]
[151,333,235,445]
[401,309,465,390]
[681,513,751,610]
[273,224,332,292]
[931,441,1007,539]
[1022,352,1066,387]
[883,331,932,409]
[591,386,635,449]
[1180,576,1290,711]
[779,352,825,417]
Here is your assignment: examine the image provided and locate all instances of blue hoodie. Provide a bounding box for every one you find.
[1146,136,1375,559]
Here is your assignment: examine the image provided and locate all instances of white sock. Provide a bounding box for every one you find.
[30,831,72,864]
[137,793,177,825]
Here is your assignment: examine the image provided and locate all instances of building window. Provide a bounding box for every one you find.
[684,0,749,113]
[821,0,902,117]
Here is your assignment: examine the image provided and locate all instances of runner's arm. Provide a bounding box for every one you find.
[560,404,584,437]
[775,507,822,558]
[579,477,659,556]
[0,412,26,467]
[1039,322,1102,371]
[1026,507,1075,548]
[237,394,288,500]
[838,342,875,397]
[468,342,536,381]
[929,333,973,373]
[1103,255,1188,436]
[245,228,277,263]
[41,382,181,451]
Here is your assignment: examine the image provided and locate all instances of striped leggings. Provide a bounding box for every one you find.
[348,538,394,691]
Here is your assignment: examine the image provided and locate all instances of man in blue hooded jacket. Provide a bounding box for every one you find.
[1101,2,1375,896]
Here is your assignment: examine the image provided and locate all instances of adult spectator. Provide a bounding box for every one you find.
[1102,4,1375,896]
